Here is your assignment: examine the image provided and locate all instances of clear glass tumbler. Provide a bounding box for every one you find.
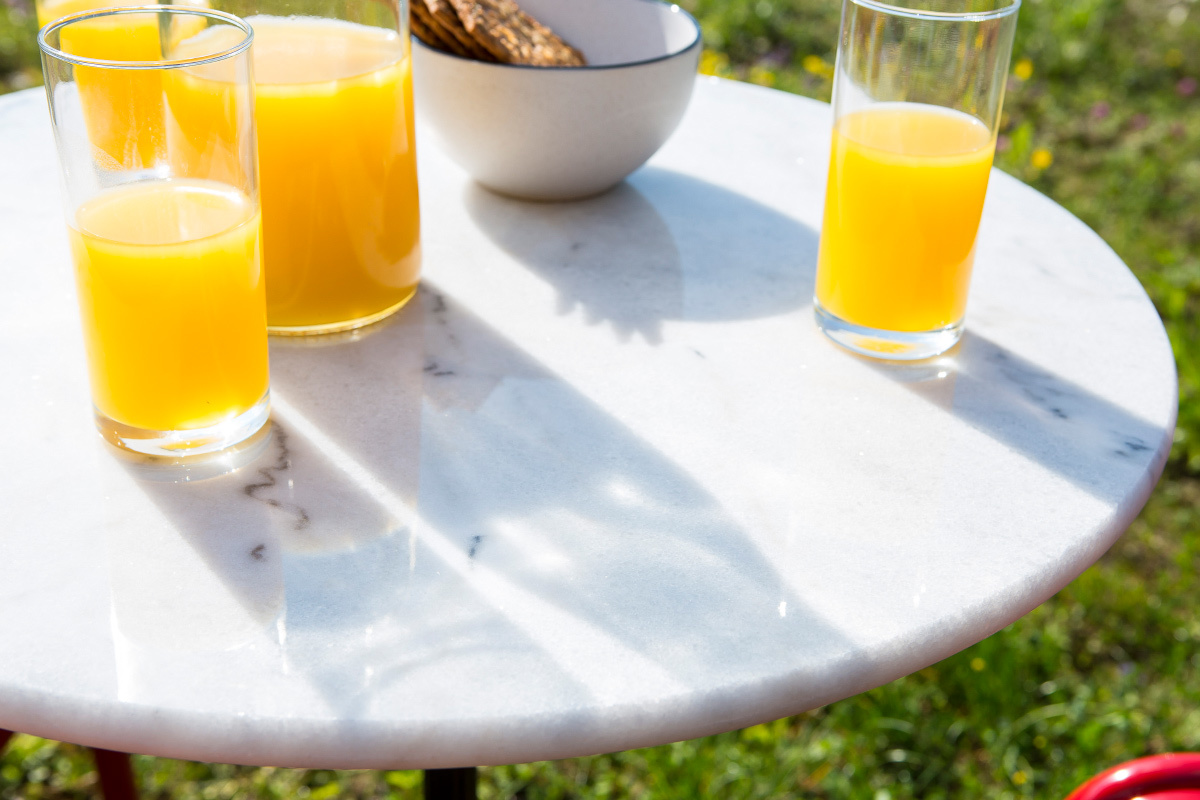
[40,7,270,456]
[813,0,1020,360]
[204,0,422,335]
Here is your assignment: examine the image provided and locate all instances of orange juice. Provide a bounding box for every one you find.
[38,0,210,32]
[170,18,420,332]
[68,179,268,432]
[815,103,995,333]
[49,0,212,170]
[38,0,104,27]
[57,11,165,170]
[162,44,253,192]
[38,0,165,27]
[171,17,421,331]
[252,17,421,331]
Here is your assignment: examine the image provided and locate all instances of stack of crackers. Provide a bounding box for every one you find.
[411,0,587,66]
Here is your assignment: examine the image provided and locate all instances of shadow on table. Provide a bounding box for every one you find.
[866,331,1171,506]
[105,283,860,733]
[101,305,430,699]
[465,167,818,343]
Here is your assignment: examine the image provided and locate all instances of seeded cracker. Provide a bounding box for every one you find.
[448,0,586,66]
[414,0,497,61]
[410,8,458,54]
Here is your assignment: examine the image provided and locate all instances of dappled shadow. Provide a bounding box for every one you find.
[104,284,857,740]
[866,331,1171,505]
[466,167,817,343]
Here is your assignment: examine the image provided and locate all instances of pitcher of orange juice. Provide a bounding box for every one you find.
[813,0,1020,360]
[169,0,422,335]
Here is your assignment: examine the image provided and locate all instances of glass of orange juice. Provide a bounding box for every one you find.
[34,0,212,174]
[814,0,1020,360]
[40,7,270,456]
[184,0,421,335]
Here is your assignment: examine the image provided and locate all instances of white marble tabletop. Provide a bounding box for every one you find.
[0,77,1177,770]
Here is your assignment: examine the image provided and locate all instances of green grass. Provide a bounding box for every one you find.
[0,0,38,91]
[3,0,1200,796]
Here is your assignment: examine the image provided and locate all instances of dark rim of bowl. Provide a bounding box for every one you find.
[410,0,702,71]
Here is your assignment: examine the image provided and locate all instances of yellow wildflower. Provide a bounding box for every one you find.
[1031,148,1053,169]
[1013,771,1028,786]
[698,50,730,77]
[803,54,835,79]
[1014,57,1033,80]
[970,657,986,671]
[749,65,777,87]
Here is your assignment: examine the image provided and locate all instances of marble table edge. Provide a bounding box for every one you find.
[0,426,1173,770]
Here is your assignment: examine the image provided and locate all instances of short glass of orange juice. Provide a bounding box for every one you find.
[40,7,270,456]
[814,0,1020,360]
[183,0,422,335]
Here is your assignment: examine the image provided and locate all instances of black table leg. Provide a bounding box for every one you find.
[424,767,477,800]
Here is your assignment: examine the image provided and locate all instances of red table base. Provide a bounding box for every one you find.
[0,731,476,800]
[0,730,137,800]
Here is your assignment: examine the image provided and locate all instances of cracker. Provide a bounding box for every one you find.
[411,7,459,54]
[413,3,468,56]
[448,0,585,66]
[415,0,497,61]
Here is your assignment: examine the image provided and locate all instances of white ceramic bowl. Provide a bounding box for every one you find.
[412,0,702,200]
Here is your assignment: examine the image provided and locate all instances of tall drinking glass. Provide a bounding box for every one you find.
[199,0,421,335]
[814,0,1020,360]
[40,7,270,456]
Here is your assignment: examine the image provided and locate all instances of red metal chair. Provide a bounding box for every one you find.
[1067,753,1200,800]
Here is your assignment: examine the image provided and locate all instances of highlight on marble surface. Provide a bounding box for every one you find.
[0,77,1177,769]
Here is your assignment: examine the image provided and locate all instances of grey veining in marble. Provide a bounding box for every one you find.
[0,78,1177,769]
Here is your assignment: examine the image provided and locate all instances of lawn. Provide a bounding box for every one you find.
[2,0,1199,797]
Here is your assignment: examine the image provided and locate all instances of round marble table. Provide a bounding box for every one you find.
[0,78,1177,772]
